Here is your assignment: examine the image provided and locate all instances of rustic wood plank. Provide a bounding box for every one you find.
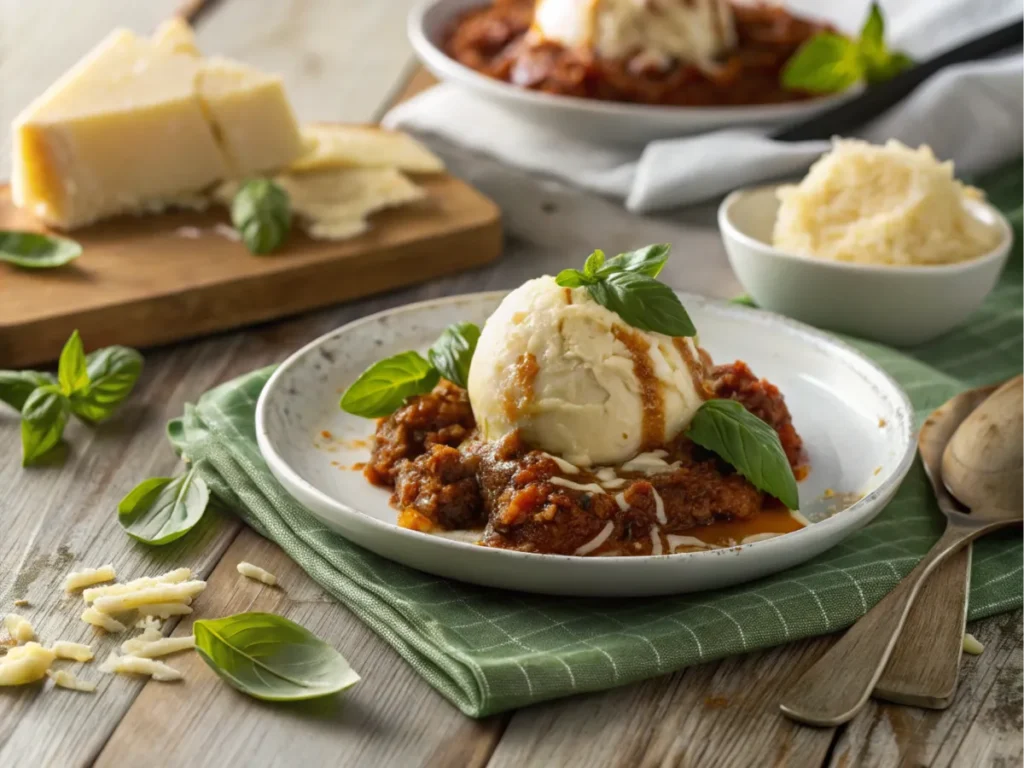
[94,526,508,767]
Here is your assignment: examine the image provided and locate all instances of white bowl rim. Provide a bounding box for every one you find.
[256,290,917,566]
[408,0,850,120]
[719,184,1015,276]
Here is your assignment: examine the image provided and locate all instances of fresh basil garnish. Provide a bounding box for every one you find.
[58,329,90,395]
[0,231,82,269]
[118,465,210,545]
[231,179,291,255]
[428,322,480,389]
[597,243,669,278]
[686,399,799,510]
[70,346,144,423]
[0,371,56,411]
[340,351,439,418]
[782,3,911,93]
[21,384,70,466]
[193,612,360,701]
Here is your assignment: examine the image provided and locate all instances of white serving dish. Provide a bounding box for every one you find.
[256,291,915,597]
[718,185,1014,347]
[407,0,850,145]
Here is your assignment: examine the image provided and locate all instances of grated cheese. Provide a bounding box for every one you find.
[4,613,34,644]
[52,641,94,662]
[82,567,191,603]
[129,635,196,659]
[236,562,278,586]
[81,608,127,634]
[0,642,55,685]
[574,521,615,556]
[91,580,206,614]
[64,564,117,593]
[963,633,985,655]
[100,652,183,682]
[121,627,163,655]
[13,599,29,607]
[47,668,97,693]
[133,602,193,619]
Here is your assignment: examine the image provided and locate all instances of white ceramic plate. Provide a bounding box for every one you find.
[408,0,851,144]
[256,292,915,597]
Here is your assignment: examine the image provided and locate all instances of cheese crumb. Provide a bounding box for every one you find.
[963,633,985,655]
[133,602,193,619]
[0,642,56,685]
[4,613,34,644]
[136,616,163,632]
[13,599,29,607]
[47,668,97,693]
[52,641,94,663]
[121,626,164,655]
[237,561,278,586]
[65,565,117,593]
[100,653,183,682]
[130,635,196,659]
[81,608,127,634]
[82,567,191,603]
[92,580,206,614]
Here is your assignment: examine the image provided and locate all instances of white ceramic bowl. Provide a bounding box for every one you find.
[408,0,850,145]
[718,185,1014,347]
[256,291,915,597]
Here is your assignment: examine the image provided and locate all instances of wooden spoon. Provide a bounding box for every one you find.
[779,376,1023,727]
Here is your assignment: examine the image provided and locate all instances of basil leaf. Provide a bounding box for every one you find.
[583,249,605,278]
[0,231,81,269]
[21,384,70,466]
[781,33,862,93]
[555,269,591,288]
[428,322,480,389]
[598,243,670,278]
[859,2,885,57]
[0,371,56,412]
[686,399,799,510]
[588,271,696,337]
[863,49,912,84]
[231,179,291,255]
[193,612,360,701]
[70,346,144,423]
[340,351,440,418]
[118,466,209,545]
[57,330,89,396]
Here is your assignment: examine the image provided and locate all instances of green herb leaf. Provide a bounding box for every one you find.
[0,231,82,269]
[583,249,605,278]
[57,330,89,396]
[340,351,440,418]
[69,346,144,423]
[193,612,360,701]
[20,384,70,466]
[598,243,670,278]
[428,322,481,389]
[588,271,696,337]
[555,269,592,288]
[781,33,863,93]
[859,2,885,56]
[0,371,56,412]
[118,466,209,545]
[231,179,291,255]
[686,399,799,510]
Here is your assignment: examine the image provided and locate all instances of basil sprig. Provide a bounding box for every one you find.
[118,464,210,545]
[1,331,143,465]
[782,3,912,94]
[0,231,82,269]
[194,612,360,701]
[555,244,696,337]
[232,179,291,255]
[686,399,799,510]
[340,322,480,418]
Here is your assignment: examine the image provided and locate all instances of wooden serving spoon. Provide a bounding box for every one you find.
[779,376,1023,727]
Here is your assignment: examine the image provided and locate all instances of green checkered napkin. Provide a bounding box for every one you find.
[168,162,1023,717]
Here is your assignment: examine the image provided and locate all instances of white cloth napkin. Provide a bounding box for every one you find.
[384,0,1023,212]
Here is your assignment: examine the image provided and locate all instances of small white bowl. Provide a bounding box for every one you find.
[408,0,850,145]
[718,185,1014,347]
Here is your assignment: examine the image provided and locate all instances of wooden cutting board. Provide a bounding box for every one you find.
[0,174,501,367]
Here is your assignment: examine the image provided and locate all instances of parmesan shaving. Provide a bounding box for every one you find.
[52,641,94,662]
[82,567,191,603]
[4,613,34,644]
[0,643,55,685]
[963,633,985,655]
[81,608,127,633]
[133,602,193,619]
[91,580,206,614]
[121,627,163,655]
[543,453,581,475]
[237,562,278,586]
[13,599,29,607]
[129,635,196,659]
[100,653,183,682]
[47,668,97,693]
[550,477,606,494]
[64,564,117,592]
[620,452,680,475]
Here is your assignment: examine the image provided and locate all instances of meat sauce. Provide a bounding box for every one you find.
[366,361,806,557]
[444,0,831,107]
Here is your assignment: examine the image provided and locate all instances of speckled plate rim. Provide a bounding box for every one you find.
[255,290,917,570]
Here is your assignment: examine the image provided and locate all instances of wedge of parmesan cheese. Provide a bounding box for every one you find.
[151,17,201,57]
[81,608,127,634]
[91,580,206,614]
[47,669,97,693]
[0,643,55,685]
[4,614,34,644]
[101,653,183,682]
[237,561,278,586]
[52,641,94,662]
[128,635,196,659]
[83,567,191,603]
[290,124,444,174]
[65,564,117,592]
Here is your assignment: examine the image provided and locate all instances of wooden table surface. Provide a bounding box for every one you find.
[1,2,1020,766]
